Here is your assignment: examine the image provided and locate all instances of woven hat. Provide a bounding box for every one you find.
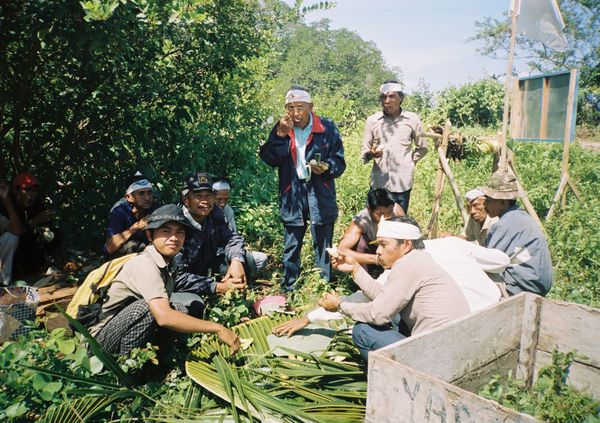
[481,170,522,200]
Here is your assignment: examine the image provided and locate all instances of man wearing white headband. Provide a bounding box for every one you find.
[260,85,346,292]
[441,187,498,245]
[319,215,469,360]
[361,79,428,214]
[104,171,159,258]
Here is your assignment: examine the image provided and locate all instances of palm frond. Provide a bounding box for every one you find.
[185,315,366,422]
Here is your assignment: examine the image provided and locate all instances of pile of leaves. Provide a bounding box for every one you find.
[183,315,366,423]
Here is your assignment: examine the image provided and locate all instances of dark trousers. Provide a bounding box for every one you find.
[389,189,412,214]
[95,299,188,356]
[282,222,334,292]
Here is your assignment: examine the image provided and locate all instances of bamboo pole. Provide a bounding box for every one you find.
[437,146,469,226]
[508,161,546,235]
[425,121,451,238]
[547,68,581,220]
[499,0,520,170]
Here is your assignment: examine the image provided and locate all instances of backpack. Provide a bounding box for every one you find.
[66,253,136,328]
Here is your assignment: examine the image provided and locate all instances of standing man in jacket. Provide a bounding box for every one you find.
[260,86,346,292]
[361,80,428,213]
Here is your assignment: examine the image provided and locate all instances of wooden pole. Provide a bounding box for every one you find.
[425,121,451,238]
[546,68,580,220]
[499,0,520,170]
[437,146,469,226]
[508,161,546,235]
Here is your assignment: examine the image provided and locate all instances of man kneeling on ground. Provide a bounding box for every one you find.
[90,204,240,356]
[318,216,469,360]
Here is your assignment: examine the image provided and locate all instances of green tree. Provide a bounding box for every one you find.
[0,0,280,248]
[266,19,398,127]
[429,78,505,128]
[470,0,600,125]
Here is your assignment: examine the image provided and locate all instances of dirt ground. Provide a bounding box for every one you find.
[579,139,600,153]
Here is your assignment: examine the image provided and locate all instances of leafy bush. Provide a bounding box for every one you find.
[428,78,504,128]
[479,349,600,422]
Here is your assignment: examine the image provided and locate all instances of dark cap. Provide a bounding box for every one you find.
[184,172,214,192]
[147,204,193,230]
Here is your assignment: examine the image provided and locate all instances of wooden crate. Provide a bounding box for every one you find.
[366,293,600,423]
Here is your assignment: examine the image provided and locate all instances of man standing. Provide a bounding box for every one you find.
[175,172,248,303]
[319,216,469,360]
[260,86,346,292]
[361,80,428,213]
[90,204,239,356]
[104,172,159,258]
[482,171,553,297]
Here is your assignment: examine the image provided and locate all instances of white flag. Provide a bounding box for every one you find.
[510,0,568,51]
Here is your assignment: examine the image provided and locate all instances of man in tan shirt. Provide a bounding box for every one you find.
[91,204,240,356]
[319,216,469,360]
[361,81,428,213]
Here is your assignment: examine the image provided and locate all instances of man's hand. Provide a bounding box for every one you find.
[310,164,326,175]
[131,216,149,232]
[272,316,310,337]
[223,259,247,285]
[319,292,341,312]
[215,279,246,294]
[276,114,294,137]
[216,326,241,354]
[331,253,357,273]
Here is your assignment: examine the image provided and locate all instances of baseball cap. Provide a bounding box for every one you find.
[184,172,214,192]
[147,204,193,230]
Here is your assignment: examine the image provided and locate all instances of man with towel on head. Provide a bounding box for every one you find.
[319,216,469,360]
[441,188,498,246]
[260,86,346,292]
[104,171,160,258]
[361,80,428,213]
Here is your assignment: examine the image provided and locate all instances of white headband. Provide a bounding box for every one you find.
[212,181,231,191]
[285,89,312,105]
[379,83,403,95]
[465,188,485,202]
[126,179,153,194]
[377,219,421,240]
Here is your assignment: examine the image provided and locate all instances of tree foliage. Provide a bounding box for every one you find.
[266,19,398,127]
[0,0,280,247]
[428,78,505,128]
[470,0,600,125]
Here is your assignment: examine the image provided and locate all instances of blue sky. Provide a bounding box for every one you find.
[294,0,531,93]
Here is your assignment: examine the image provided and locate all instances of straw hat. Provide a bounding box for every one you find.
[481,170,522,200]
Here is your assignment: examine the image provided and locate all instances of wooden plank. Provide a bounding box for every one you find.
[36,286,78,316]
[539,76,550,139]
[516,294,542,386]
[366,355,537,423]
[453,347,519,394]
[375,294,526,383]
[537,299,600,369]
[533,350,600,400]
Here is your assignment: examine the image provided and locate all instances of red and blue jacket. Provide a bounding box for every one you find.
[260,113,345,226]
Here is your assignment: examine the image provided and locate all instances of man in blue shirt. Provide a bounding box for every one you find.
[260,86,345,292]
[483,170,553,296]
[174,172,248,305]
[104,172,160,258]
